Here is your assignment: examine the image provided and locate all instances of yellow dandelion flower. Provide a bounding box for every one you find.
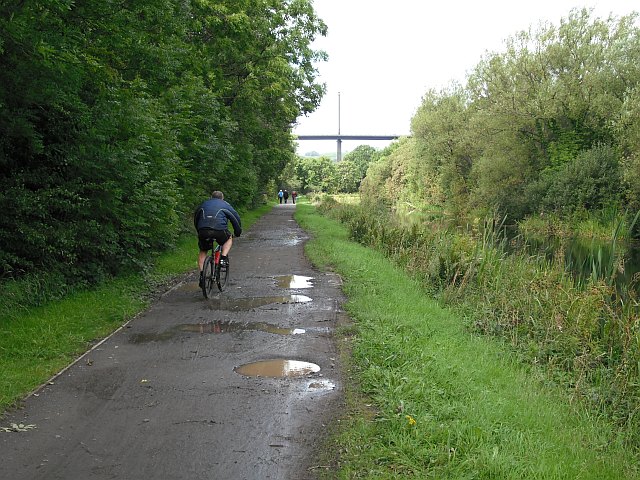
[405,415,416,426]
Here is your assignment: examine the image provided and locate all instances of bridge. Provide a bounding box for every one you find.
[295,134,403,161]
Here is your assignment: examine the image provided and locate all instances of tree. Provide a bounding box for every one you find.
[335,161,361,193]
[465,9,639,217]
[329,145,380,193]
[411,85,476,215]
[296,156,337,193]
[0,0,329,286]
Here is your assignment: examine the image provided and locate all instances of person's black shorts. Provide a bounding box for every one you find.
[198,228,231,252]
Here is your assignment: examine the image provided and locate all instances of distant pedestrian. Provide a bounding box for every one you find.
[291,191,297,204]
[278,189,283,204]
[283,190,289,204]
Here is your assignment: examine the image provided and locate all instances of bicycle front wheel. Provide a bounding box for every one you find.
[202,255,216,298]
[216,260,229,291]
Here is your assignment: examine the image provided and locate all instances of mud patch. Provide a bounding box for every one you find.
[176,282,202,292]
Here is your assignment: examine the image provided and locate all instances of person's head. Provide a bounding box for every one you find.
[212,191,224,200]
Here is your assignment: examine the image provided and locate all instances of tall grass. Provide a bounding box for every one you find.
[296,201,638,479]
[315,196,640,451]
[519,205,636,240]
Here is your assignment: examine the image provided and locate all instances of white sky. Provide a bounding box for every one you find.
[293,0,638,156]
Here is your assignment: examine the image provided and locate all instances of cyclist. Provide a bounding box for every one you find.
[194,191,242,287]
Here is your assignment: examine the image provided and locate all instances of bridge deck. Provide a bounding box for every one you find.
[295,134,402,141]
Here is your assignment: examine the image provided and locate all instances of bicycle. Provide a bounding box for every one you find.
[201,242,230,298]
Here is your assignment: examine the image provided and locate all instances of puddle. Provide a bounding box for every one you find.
[206,295,311,311]
[275,275,314,289]
[283,237,302,246]
[234,359,320,377]
[171,285,313,310]
[248,236,303,247]
[130,321,312,343]
[307,379,336,391]
[180,321,307,336]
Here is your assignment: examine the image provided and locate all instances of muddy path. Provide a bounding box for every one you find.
[0,204,346,480]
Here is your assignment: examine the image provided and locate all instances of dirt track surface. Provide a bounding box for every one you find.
[0,204,346,480]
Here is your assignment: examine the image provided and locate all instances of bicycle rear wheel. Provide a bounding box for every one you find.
[216,260,229,291]
[201,255,216,298]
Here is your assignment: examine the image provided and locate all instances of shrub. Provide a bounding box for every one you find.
[529,144,622,214]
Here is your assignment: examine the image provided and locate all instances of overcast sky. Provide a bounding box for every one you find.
[293,0,638,156]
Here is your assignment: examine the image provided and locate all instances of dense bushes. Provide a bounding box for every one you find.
[528,144,622,214]
[0,0,327,297]
[363,9,640,231]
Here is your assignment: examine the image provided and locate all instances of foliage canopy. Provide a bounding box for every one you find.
[0,0,327,290]
[363,9,640,229]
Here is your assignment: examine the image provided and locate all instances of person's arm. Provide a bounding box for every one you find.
[193,208,199,230]
[227,206,242,237]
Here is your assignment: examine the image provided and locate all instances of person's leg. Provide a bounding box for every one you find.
[197,231,213,272]
[198,249,207,287]
[221,236,233,256]
[198,250,207,271]
[211,230,233,265]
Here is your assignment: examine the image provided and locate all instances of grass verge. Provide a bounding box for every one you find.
[295,201,637,479]
[0,202,274,412]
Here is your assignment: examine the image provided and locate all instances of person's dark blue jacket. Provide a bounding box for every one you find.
[194,198,242,236]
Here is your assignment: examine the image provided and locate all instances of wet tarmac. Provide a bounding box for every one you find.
[0,203,346,480]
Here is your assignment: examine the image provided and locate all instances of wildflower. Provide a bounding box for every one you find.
[405,415,416,426]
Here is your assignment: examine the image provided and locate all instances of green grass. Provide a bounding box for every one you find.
[295,201,638,479]
[0,202,275,412]
[0,275,148,408]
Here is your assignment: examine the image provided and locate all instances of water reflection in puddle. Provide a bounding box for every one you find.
[206,295,311,311]
[283,237,302,246]
[275,275,313,289]
[234,359,320,377]
[307,379,336,391]
[129,321,317,343]
[181,321,307,336]
[173,283,313,309]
